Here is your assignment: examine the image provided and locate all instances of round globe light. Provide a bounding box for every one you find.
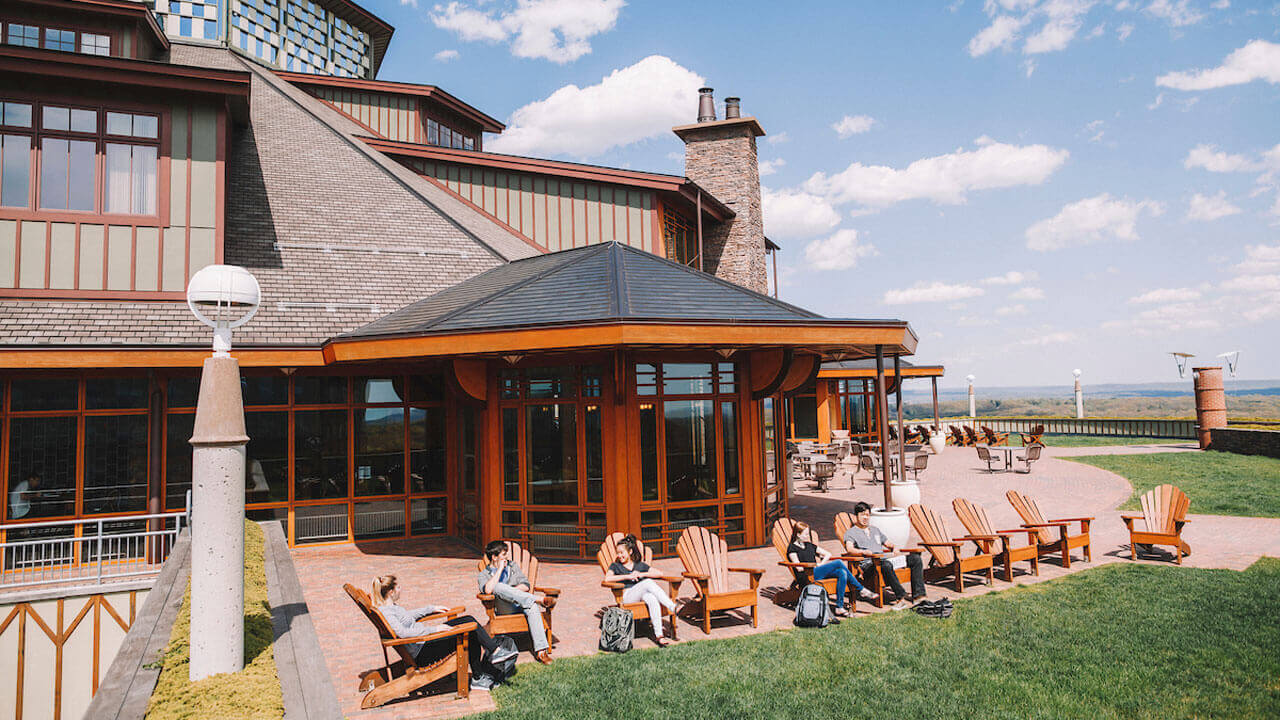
[186,264,261,356]
[1073,368,1082,378]
[966,374,975,383]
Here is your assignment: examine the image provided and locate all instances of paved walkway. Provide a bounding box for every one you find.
[289,445,1280,720]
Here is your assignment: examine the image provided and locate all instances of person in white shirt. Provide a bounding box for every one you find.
[8,473,41,520]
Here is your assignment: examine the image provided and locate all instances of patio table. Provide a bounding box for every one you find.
[978,445,1014,470]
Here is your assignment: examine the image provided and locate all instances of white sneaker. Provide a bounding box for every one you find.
[489,647,518,665]
[858,588,877,600]
[888,601,911,611]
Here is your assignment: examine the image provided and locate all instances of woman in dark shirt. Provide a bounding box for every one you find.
[603,534,679,646]
[787,521,874,616]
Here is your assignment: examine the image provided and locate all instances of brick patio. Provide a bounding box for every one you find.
[289,445,1280,719]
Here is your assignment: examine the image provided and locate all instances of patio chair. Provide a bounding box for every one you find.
[887,425,899,441]
[596,532,683,639]
[981,426,1009,446]
[951,498,1040,581]
[1005,490,1093,568]
[812,460,836,492]
[908,452,928,481]
[1121,484,1192,564]
[833,511,925,608]
[343,583,475,708]
[1019,424,1045,446]
[907,503,995,592]
[859,453,883,484]
[949,425,967,447]
[474,540,559,649]
[976,446,1004,473]
[770,518,843,607]
[676,526,763,634]
[1012,443,1043,473]
[963,426,983,446]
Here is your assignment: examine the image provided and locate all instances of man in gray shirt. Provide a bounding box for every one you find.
[477,540,554,664]
[842,501,925,606]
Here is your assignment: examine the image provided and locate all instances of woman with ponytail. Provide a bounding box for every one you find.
[603,534,680,646]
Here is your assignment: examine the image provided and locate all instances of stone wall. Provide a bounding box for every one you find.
[1208,427,1280,458]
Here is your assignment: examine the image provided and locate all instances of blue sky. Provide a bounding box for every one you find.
[372,0,1279,387]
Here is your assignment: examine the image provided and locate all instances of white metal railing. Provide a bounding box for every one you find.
[1,510,187,590]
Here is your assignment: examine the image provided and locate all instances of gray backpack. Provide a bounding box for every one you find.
[794,583,832,628]
[599,606,634,652]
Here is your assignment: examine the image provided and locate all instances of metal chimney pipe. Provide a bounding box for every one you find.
[724,97,741,119]
[697,87,716,123]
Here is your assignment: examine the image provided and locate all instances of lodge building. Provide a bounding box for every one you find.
[0,0,928,559]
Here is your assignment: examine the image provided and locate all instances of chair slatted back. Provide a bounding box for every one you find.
[832,512,854,543]
[976,446,993,462]
[1025,445,1042,461]
[344,583,416,666]
[913,453,928,472]
[814,461,835,479]
[1006,490,1052,544]
[907,504,956,566]
[596,532,655,575]
[476,540,540,588]
[677,526,729,594]
[771,519,821,565]
[1141,484,1190,535]
[964,426,981,445]
[950,426,966,446]
[952,498,994,538]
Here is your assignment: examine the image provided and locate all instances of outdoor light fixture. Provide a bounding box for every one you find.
[186,264,262,356]
[966,374,976,418]
[1217,350,1241,378]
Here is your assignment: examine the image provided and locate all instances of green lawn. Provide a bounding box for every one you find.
[486,560,1280,720]
[1011,434,1186,447]
[1069,451,1280,518]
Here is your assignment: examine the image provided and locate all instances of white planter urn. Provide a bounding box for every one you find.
[888,479,921,509]
[929,433,946,454]
[868,507,911,549]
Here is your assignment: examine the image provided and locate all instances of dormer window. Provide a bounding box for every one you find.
[426,118,475,151]
[2,21,112,56]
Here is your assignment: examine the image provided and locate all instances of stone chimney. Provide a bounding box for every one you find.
[673,88,768,294]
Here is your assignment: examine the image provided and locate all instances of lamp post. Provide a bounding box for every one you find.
[1073,369,1084,419]
[967,374,976,418]
[186,264,260,681]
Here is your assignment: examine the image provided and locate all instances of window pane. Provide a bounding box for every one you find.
[526,366,573,399]
[7,24,40,48]
[68,139,95,211]
[294,375,346,404]
[458,405,478,492]
[83,415,148,515]
[762,398,777,490]
[721,402,739,495]
[662,363,714,395]
[354,500,405,540]
[526,404,577,505]
[246,411,288,503]
[407,374,444,402]
[718,362,736,393]
[502,407,518,502]
[635,363,657,396]
[639,402,657,502]
[164,413,194,510]
[131,144,157,214]
[294,503,348,544]
[526,510,578,556]
[410,497,447,535]
[7,416,77,519]
[11,377,78,411]
[3,103,32,128]
[70,109,96,133]
[44,29,75,52]
[295,409,348,499]
[1,134,31,208]
[104,142,130,213]
[166,377,200,408]
[42,106,70,131]
[409,406,446,493]
[669,505,718,536]
[39,138,69,209]
[427,119,438,145]
[238,375,287,405]
[354,407,403,496]
[80,34,110,56]
[85,377,148,409]
[354,377,402,403]
[133,115,158,139]
[584,404,603,503]
[106,112,132,136]
[664,399,716,502]
[792,395,818,439]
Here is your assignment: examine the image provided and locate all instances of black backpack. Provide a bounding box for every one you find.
[793,583,832,628]
[599,606,634,652]
[474,636,518,689]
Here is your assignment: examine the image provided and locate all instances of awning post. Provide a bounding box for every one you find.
[931,376,940,432]
[895,355,904,483]
[875,346,892,510]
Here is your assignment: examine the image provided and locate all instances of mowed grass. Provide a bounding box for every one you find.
[486,560,1280,720]
[1011,434,1186,447]
[1070,450,1280,518]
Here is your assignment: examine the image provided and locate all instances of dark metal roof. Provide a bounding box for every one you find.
[342,242,899,340]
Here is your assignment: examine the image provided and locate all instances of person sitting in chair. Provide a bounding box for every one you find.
[787,521,875,616]
[842,501,926,608]
[603,534,680,646]
[477,541,555,664]
[371,574,514,687]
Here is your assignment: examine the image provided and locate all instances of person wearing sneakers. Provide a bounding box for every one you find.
[372,574,514,688]
[786,521,876,616]
[841,501,926,609]
[477,541,555,664]
[603,534,680,646]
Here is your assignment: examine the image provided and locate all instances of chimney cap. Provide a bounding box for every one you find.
[697,87,716,123]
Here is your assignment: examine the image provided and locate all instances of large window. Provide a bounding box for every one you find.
[786,380,818,440]
[0,98,159,216]
[2,22,111,56]
[425,117,476,151]
[835,379,876,441]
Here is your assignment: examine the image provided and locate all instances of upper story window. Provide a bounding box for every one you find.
[2,21,111,56]
[426,118,475,151]
[0,99,160,217]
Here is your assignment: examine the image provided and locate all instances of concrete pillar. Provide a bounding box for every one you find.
[188,355,248,680]
[1074,378,1084,419]
[967,377,976,418]
[1193,366,1227,450]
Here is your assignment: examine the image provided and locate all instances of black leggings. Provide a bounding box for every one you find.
[414,615,498,675]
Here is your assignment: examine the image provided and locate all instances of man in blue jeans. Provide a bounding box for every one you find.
[841,501,926,608]
[477,541,555,664]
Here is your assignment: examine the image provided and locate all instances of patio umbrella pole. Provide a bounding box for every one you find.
[895,354,905,483]
[932,377,940,432]
[876,346,892,509]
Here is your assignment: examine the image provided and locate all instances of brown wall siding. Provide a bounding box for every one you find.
[312,87,421,144]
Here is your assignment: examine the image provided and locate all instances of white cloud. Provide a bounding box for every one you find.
[1128,287,1202,304]
[765,131,790,145]
[1024,1,1092,55]
[1010,285,1046,300]
[982,270,1039,285]
[1186,191,1242,221]
[968,15,1026,56]
[1156,40,1280,91]
[1025,193,1164,251]
[832,115,876,138]
[430,0,625,64]
[883,282,984,304]
[995,304,1028,316]
[1015,331,1077,347]
[802,229,879,271]
[1117,23,1134,41]
[761,187,841,239]
[803,139,1068,210]
[758,158,786,177]
[401,0,419,7]
[433,49,460,62]
[1145,0,1206,26]
[1210,0,1228,8]
[486,55,702,158]
[1184,144,1261,172]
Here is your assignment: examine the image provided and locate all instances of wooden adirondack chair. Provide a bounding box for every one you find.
[675,526,763,634]
[833,511,924,608]
[343,583,475,708]
[595,532,683,640]
[1019,424,1045,446]
[474,540,560,648]
[981,426,1009,446]
[963,426,983,446]
[906,504,995,592]
[952,498,1040,581]
[1005,490,1093,568]
[770,519,842,607]
[1121,484,1192,564]
[948,425,967,447]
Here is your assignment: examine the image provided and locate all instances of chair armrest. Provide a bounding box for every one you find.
[657,575,685,584]
[919,540,964,548]
[1021,522,1070,529]
[962,534,999,540]
[381,622,477,647]
[1049,516,1095,523]
[475,593,495,602]
[778,561,817,570]
[1119,514,1143,519]
[533,586,561,597]
[419,605,465,623]
[681,572,710,580]
[729,567,765,575]
[601,580,625,590]
[901,547,925,554]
